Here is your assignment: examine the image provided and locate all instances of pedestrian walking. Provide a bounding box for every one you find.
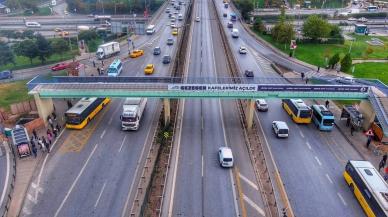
[379,159,386,172]
[32,145,37,158]
[47,132,52,145]
[30,138,35,148]
[101,67,104,75]
[93,60,96,67]
[97,67,101,75]
[52,111,57,121]
[346,117,351,127]
[301,72,305,80]
[384,167,388,181]
[38,138,46,152]
[101,60,104,67]
[366,136,372,148]
[382,154,387,166]
[53,127,58,138]
[325,100,330,109]
[67,100,73,109]
[56,123,61,132]
[33,129,38,140]
[45,140,50,153]
[317,66,320,72]
[305,78,309,84]
[350,125,355,136]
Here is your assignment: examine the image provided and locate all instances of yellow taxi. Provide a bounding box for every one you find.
[172,28,178,36]
[129,49,144,58]
[144,64,154,75]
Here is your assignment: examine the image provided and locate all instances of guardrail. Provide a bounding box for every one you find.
[1,140,17,217]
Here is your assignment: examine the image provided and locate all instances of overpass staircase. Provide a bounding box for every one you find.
[369,89,388,137]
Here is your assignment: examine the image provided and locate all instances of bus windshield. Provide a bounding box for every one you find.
[65,113,81,124]
[323,119,334,126]
[299,110,311,118]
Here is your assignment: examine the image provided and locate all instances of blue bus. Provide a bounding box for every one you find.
[107,59,123,77]
[230,13,237,21]
[311,104,335,131]
[367,5,378,11]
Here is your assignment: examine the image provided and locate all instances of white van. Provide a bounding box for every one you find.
[272,121,289,138]
[231,28,239,38]
[25,21,41,28]
[218,147,234,168]
[146,25,156,35]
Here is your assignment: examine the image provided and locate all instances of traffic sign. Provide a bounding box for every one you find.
[365,129,374,136]
[163,132,169,139]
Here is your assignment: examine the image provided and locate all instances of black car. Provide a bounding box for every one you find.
[153,47,161,55]
[0,70,13,80]
[245,70,254,77]
[223,13,227,17]
[163,55,171,64]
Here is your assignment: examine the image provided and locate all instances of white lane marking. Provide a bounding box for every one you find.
[243,194,266,216]
[94,182,107,208]
[0,143,10,206]
[299,130,305,138]
[218,100,239,217]
[122,107,157,217]
[167,100,185,217]
[337,192,348,206]
[54,143,100,217]
[100,129,106,139]
[326,174,333,184]
[239,173,258,191]
[118,135,127,153]
[201,155,204,177]
[306,141,312,150]
[314,156,322,166]
[108,117,114,125]
[109,99,123,126]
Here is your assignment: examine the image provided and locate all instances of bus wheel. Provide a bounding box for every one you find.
[349,183,354,192]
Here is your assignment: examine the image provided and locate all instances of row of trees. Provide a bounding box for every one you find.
[0,34,71,67]
[66,0,164,14]
[0,30,36,41]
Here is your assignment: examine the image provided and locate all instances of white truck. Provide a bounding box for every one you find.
[96,41,120,59]
[77,25,90,31]
[120,98,147,131]
[231,28,239,38]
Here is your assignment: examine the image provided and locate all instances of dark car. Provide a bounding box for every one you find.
[227,22,233,28]
[153,47,161,55]
[0,70,12,80]
[163,55,171,64]
[245,70,254,77]
[223,13,227,17]
[167,38,174,45]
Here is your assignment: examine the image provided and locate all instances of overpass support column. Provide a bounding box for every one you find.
[246,99,255,131]
[163,98,171,127]
[34,94,54,125]
[359,100,376,131]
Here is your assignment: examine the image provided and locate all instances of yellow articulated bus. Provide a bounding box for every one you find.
[65,97,110,129]
[344,160,388,217]
[282,99,312,124]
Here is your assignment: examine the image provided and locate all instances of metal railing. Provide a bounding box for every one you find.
[0,141,17,217]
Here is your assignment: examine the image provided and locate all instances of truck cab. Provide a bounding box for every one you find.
[120,98,147,131]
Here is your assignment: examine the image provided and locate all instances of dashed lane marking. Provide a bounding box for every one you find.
[337,192,348,206]
[314,156,322,166]
[239,173,258,191]
[326,174,333,184]
[94,182,107,208]
[306,141,312,150]
[243,194,266,217]
[100,129,106,139]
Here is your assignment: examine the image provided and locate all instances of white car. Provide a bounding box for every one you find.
[218,147,234,168]
[358,17,368,22]
[336,76,355,84]
[272,121,289,138]
[195,16,200,22]
[348,17,357,21]
[255,99,268,112]
[170,23,176,28]
[239,46,247,54]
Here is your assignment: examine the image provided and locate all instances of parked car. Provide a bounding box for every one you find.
[51,62,69,71]
[0,70,12,80]
[163,55,171,64]
[256,99,268,112]
[244,69,254,77]
[153,47,161,55]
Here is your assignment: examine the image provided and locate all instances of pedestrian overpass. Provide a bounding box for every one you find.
[27,76,387,134]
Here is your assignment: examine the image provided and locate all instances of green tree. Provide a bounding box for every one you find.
[22,30,35,39]
[340,53,352,72]
[35,34,52,64]
[51,38,70,60]
[253,17,266,34]
[234,0,254,20]
[0,42,15,66]
[0,30,16,42]
[78,30,98,42]
[328,52,340,69]
[302,15,331,41]
[13,39,38,64]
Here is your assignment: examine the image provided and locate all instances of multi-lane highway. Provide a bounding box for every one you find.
[215,1,368,216]
[19,2,186,216]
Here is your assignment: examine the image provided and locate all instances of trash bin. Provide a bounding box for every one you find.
[4,128,12,137]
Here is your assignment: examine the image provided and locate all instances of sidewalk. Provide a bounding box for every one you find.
[282,71,386,170]
[6,99,68,217]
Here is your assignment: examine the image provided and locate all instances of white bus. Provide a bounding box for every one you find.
[146,25,156,35]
